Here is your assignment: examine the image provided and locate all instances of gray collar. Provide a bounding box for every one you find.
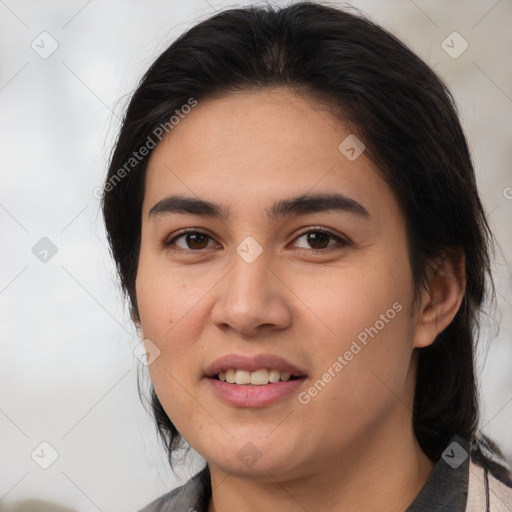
[406,434,470,511]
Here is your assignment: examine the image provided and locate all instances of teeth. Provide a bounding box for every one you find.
[217,369,296,385]
[225,369,236,384]
[268,369,281,382]
[250,369,268,385]
[235,370,251,385]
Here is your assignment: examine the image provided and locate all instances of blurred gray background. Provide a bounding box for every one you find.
[1,1,511,511]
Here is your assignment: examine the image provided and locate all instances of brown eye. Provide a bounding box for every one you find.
[293,229,348,251]
[165,231,216,251]
[184,233,210,249]
[305,232,331,249]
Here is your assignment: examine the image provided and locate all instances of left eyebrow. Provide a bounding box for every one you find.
[148,192,370,221]
[266,192,370,221]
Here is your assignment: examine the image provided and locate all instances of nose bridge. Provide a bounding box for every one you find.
[211,242,291,334]
[227,245,273,305]
[225,231,271,293]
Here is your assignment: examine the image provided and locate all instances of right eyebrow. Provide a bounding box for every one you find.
[149,195,229,220]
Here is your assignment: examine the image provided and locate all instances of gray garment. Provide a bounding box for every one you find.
[0,500,77,512]
[406,434,469,511]
[138,435,473,512]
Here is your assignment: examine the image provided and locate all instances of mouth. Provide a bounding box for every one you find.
[204,353,307,406]
[205,353,307,383]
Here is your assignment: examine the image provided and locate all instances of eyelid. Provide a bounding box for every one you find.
[293,225,349,243]
[163,228,219,249]
[291,226,350,253]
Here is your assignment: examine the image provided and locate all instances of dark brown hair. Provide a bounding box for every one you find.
[102,1,511,482]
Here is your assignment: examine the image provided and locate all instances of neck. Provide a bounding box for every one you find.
[207,413,434,512]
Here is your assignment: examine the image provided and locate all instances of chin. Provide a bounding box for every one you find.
[200,435,306,479]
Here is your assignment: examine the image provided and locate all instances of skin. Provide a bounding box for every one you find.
[135,87,465,512]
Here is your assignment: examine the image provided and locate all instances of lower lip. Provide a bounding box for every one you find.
[207,377,306,407]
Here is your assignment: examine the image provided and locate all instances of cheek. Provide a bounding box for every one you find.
[135,249,209,341]
[291,256,414,416]
[293,254,412,353]
[294,309,414,454]
[135,251,220,421]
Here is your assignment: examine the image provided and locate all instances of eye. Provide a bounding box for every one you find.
[164,230,217,251]
[292,228,348,251]
[163,227,349,253]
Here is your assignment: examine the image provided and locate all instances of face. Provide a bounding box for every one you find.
[136,87,423,479]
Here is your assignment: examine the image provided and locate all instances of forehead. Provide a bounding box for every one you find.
[142,87,396,223]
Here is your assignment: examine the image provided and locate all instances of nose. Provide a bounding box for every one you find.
[210,249,293,337]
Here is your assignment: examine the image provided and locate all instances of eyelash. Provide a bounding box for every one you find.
[163,226,349,253]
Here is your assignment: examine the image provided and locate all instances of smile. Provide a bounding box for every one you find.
[216,368,297,385]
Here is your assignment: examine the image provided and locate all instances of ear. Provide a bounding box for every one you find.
[412,248,466,349]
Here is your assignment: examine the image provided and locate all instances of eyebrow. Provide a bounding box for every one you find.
[148,192,370,221]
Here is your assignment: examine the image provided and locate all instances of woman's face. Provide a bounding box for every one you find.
[136,87,427,478]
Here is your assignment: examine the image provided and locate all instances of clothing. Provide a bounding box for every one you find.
[138,435,512,511]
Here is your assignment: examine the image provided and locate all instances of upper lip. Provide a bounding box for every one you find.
[205,353,307,378]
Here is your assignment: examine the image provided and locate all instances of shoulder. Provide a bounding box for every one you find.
[137,465,211,512]
[466,457,512,511]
